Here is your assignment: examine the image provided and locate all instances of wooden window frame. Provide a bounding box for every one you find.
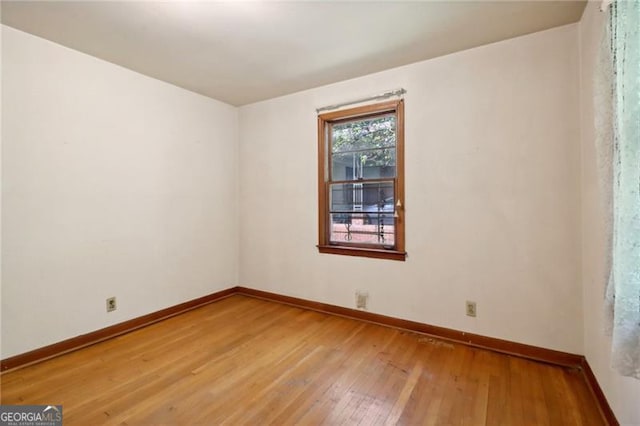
[317,99,406,261]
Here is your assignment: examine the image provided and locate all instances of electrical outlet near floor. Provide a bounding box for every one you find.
[355,291,369,310]
[466,301,477,317]
[106,297,117,312]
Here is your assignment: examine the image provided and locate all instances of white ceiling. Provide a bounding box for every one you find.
[1,1,586,106]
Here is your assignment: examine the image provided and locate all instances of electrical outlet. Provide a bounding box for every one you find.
[106,297,117,312]
[466,301,477,317]
[356,291,369,310]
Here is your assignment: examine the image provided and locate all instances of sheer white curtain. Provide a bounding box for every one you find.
[599,0,640,380]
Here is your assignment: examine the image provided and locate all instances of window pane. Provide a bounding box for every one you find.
[329,181,395,246]
[329,181,394,211]
[329,213,395,246]
[331,115,396,154]
[331,149,396,181]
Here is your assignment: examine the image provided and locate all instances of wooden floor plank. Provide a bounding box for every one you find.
[0,295,605,425]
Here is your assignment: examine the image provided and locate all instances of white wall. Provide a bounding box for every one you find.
[239,24,583,354]
[579,2,640,424]
[1,26,238,358]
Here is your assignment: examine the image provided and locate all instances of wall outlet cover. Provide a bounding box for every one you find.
[107,297,117,312]
[466,301,477,317]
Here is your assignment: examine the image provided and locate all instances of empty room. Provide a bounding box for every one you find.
[1,0,638,425]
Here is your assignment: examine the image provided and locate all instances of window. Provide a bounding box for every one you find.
[317,100,405,261]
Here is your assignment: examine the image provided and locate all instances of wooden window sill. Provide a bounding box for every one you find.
[317,245,407,261]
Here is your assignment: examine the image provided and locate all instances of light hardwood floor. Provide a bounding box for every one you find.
[1,295,604,425]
